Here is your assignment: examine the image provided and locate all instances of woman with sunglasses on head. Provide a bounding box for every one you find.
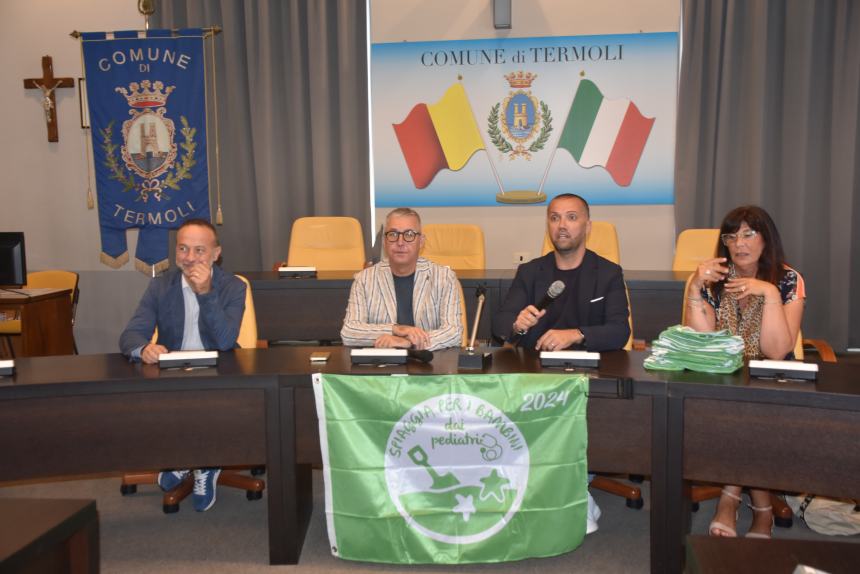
[684,205,805,539]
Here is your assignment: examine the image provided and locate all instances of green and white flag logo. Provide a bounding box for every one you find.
[385,392,528,544]
[312,373,589,564]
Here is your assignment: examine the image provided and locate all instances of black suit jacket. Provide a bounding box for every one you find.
[492,250,630,351]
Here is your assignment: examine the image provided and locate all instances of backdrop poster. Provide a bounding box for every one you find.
[371,32,678,207]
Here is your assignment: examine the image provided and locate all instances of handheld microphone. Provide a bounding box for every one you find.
[510,280,566,343]
[407,349,434,363]
[535,280,566,311]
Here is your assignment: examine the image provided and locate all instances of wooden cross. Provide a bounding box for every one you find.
[23,56,75,142]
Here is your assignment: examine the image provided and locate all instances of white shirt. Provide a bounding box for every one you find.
[131,268,213,360]
[180,272,205,351]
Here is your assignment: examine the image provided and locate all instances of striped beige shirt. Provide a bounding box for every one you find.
[341,258,463,350]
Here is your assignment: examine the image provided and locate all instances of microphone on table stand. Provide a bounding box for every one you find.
[459,285,492,369]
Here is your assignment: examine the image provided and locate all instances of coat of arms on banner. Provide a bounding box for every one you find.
[107,80,195,203]
[487,71,552,160]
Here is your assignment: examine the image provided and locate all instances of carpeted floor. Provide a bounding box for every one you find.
[2,471,852,573]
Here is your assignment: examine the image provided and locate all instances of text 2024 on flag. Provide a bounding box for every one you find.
[313,372,590,564]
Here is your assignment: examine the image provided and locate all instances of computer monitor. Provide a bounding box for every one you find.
[0,232,27,288]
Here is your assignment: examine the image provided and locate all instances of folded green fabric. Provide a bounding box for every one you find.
[644,325,744,374]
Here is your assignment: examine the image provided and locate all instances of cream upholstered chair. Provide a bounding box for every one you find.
[622,284,633,352]
[673,229,719,272]
[120,273,265,513]
[793,334,836,362]
[421,224,486,270]
[541,220,620,265]
[234,275,260,349]
[0,270,80,357]
[285,216,365,271]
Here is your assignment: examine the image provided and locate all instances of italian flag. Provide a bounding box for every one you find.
[393,83,486,189]
[556,79,655,187]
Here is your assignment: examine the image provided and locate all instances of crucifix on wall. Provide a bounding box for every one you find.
[23,55,75,142]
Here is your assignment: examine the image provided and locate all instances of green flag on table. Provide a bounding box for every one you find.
[312,372,589,564]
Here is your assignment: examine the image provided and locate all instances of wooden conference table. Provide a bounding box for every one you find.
[1,347,857,573]
[685,535,860,574]
[0,288,74,357]
[606,353,860,571]
[0,498,99,574]
[240,269,690,344]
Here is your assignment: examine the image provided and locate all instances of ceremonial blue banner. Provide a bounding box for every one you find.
[82,29,209,274]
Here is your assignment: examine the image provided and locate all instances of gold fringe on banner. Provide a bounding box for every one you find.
[100,251,129,269]
[135,258,169,276]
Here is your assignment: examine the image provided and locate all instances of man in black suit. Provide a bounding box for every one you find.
[493,193,630,533]
[493,193,630,352]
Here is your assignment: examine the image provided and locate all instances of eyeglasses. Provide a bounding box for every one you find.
[384,229,420,243]
[721,229,758,245]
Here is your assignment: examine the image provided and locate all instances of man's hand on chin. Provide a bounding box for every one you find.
[186,262,213,294]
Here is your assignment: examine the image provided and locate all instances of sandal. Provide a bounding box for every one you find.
[745,504,774,539]
[709,489,742,537]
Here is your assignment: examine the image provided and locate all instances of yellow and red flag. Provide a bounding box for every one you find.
[393,83,485,189]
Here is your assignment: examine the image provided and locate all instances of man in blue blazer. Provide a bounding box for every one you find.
[492,193,630,352]
[119,218,246,511]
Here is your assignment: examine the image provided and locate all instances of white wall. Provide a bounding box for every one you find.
[0,1,157,353]
[0,0,143,271]
[371,0,680,269]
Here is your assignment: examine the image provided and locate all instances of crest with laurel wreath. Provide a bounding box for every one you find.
[487,71,552,161]
[101,80,197,203]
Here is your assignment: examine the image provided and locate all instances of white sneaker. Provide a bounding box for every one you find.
[586,491,602,534]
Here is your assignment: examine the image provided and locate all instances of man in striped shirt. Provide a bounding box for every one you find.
[341,208,462,351]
